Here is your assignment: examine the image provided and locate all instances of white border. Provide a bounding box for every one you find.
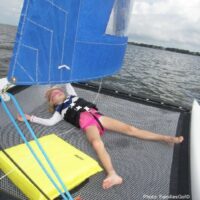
[190,99,200,200]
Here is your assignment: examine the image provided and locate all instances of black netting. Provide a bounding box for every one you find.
[0,86,180,200]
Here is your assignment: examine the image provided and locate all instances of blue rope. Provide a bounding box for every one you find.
[0,94,73,200]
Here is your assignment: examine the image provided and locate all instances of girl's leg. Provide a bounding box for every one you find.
[100,116,183,144]
[85,125,123,189]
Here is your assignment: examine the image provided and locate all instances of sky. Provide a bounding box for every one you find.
[129,0,200,52]
[0,0,200,52]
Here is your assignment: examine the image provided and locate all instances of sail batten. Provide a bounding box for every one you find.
[8,0,131,85]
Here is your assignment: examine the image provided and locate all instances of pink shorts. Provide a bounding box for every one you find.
[79,108,105,136]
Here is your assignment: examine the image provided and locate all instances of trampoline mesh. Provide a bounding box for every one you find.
[0,86,181,200]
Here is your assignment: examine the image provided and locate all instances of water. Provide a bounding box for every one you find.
[0,24,200,108]
[102,45,200,108]
[0,24,15,79]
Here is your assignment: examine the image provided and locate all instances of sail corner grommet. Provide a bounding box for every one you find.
[11,77,17,84]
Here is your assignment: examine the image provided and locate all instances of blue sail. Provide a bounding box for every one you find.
[8,0,132,85]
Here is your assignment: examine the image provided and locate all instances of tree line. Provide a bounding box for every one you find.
[129,42,200,56]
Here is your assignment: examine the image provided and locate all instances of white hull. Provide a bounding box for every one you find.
[190,100,200,200]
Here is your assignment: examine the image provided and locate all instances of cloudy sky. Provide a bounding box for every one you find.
[0,0,200,52]
[129,0,200,52]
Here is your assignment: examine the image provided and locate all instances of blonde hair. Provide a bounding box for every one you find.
[45,87,63,113]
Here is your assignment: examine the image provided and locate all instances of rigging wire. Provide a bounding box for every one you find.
[0,169,14,181]
[92,79,103,104]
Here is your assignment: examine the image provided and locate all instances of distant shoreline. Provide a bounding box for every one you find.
[128,42,200,57]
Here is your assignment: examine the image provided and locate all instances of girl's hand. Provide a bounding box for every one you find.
[17,114,31,122]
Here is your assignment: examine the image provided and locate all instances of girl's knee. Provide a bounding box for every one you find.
[91,139,104,150]
[126,125,139,134]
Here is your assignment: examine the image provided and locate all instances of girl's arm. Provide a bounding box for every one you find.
[17,112,62,126]
[65,83,77,96]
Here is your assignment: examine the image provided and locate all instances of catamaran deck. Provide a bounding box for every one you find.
[0,84,190,199]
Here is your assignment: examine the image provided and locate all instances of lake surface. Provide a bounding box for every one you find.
[0,24,200,108]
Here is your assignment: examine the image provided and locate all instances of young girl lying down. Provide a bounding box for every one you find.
[17,84,184,190]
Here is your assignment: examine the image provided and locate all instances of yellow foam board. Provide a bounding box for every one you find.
[0,134,103,200]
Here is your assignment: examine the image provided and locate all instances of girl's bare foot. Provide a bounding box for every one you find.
[164,136,184,144]
[102,173,123,189]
